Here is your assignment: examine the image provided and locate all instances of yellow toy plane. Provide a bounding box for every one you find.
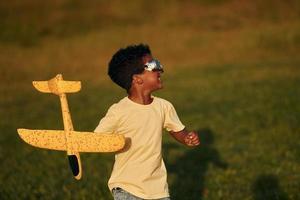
[17,74,125,180]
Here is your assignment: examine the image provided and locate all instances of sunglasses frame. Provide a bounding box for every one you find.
[144,59,164,72]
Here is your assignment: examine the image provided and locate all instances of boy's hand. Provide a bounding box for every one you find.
[170,129,200,146]
[184,131,200,146]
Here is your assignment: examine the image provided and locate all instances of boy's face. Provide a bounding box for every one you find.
[136,54,163,92]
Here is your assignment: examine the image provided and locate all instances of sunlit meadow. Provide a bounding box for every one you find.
[1,1,300,199]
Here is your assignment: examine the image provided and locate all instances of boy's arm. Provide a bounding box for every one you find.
[169,128,200,147]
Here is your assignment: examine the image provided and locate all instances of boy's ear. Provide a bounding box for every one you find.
[132,74,143,85]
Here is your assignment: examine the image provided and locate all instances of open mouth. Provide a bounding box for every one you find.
[158,77,162,84]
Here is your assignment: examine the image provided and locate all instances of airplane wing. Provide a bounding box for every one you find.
[32,80,81,94]
[70,131,125,152]
[17,129,125,152]
[18,129,67,151]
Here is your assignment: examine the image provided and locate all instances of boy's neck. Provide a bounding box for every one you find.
[128,90,153,105]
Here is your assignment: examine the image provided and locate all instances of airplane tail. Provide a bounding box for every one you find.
[32,74,81,95]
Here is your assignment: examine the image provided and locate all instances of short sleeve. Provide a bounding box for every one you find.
[94,104,119,134]
[163,102,185,132]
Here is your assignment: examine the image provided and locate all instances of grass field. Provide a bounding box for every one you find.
[1,0,300,199]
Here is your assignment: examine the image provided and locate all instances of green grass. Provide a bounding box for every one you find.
[161,63,300,199]
[1,0,300,199]
[1,63,299,199]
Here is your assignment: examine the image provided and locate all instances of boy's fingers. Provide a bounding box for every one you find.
[189,133,199,141]
[191,137,200,146]
[186,139,200,146]
[185,132,200,146]
[187,132,196,139]
[192,137,199,143]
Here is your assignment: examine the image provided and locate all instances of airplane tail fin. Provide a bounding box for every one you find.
[32,74,81,95]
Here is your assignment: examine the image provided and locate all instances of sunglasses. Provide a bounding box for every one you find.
[144,59,164,72]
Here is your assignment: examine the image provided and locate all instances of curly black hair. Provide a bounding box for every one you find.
[108,44,151,92]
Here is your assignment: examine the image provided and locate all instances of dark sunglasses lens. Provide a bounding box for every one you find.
[154,60,163,72]
[153,68,164,72]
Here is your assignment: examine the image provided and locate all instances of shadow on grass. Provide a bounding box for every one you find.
[251,174,289,200]
[166,128,227,200]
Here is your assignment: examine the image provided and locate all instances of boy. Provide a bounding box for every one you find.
[94,44,200,200]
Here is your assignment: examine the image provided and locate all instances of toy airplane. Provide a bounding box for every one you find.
[17,74,125,180]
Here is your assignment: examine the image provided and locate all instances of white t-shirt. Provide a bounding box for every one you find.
[94,96,185,199]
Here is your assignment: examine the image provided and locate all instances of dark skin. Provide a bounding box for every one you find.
[128,54,200,147]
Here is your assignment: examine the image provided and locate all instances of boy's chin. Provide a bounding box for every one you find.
[153,85,163,91]
[148,83,163,93]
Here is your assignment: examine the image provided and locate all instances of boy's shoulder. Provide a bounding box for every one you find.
[106,97,128,111]
[113,96,173,104]
[154,96,178,110]
[107,96,175,112]
[154,96,172,105]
